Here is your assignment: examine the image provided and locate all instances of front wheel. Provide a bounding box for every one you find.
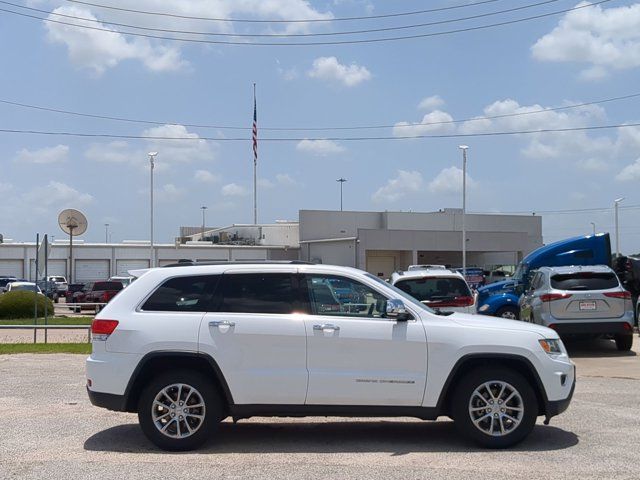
[614,333,633,351]
[495,306,519,320]
[138,370,223,451]
[451,367,538,448]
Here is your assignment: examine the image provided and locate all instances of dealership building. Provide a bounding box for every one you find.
[0,209,541,282]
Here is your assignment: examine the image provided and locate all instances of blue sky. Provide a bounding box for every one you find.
[1,1,640,253]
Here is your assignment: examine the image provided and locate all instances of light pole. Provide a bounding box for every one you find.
[104,223,109,243]
[201,206,208,240]
[614,197,625,257]
[337,178,347,211]
[590,222,596,235]
[149,152,158,267]
[459,145,469,276]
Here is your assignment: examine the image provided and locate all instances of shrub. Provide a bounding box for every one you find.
[0,291,54,319]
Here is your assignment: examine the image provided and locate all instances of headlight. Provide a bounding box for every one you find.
[478,304,490,312]
[539,338,563,355]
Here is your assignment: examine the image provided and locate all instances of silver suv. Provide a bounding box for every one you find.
[519,265,634,351]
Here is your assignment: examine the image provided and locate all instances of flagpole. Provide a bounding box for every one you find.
[253,83,258,225]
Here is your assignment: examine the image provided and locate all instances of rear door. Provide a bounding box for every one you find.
[302,273,427,406]
[199,270,308,405]
[549,271,626,319]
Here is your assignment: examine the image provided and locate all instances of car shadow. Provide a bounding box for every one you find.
[84,420,578,454]
[564,337,637,358]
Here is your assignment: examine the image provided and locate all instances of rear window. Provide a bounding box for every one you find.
[142,275,219,312]
[218,273,295,314]
[394,277,471,302]
[93,282,124,291]
[550,272,619,291]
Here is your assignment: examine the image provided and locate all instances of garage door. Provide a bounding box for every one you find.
[158,259,180,267]
[0,260,23,278]
[75,260,110,282]
[366,255,396,280]
[29,259,67,281]
[116,259,149,276]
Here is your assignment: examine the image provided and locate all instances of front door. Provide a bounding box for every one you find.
[301,273,428,406]
[199,270,308,405]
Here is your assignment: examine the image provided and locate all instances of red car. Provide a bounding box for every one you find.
[70,281,123,312]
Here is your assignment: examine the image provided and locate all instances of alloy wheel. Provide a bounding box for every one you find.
[151,383,206,439]
[468,380,524,437]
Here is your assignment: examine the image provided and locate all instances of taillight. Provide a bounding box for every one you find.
[623,322,632,331]
[540,293,572,302]
[101,292,109,302]
[603,291,631,300]
[426,296,475,308]
[91,319,119,340]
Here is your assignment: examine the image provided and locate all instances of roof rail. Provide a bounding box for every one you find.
[161,260,314,268]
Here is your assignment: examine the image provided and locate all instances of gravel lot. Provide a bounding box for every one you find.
[0,338,638,480]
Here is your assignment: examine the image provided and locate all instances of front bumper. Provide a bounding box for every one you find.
[546,372,575,417]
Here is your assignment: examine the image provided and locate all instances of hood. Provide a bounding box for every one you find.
[477,279,517,294]
[450,312,557,338]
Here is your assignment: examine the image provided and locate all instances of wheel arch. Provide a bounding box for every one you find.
[123,352,234,413]
[436,354,548,417]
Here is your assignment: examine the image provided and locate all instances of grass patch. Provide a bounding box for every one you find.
[0,317,93,326]
[0,343,91,354]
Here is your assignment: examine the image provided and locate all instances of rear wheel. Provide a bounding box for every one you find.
[495,306,519,320]
[138,370,223,451]
[614,333,633,351]
[451,367,538,448]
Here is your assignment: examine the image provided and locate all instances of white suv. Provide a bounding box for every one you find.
[86,262,575,451]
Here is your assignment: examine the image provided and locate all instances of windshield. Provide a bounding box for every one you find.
[512,263,528,282]
[365,273,435,314]
[12,284,38,292]
[394,277,471,303]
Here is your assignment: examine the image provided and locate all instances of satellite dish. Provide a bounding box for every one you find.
[58,209,88,236]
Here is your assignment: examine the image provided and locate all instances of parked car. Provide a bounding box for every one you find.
[46,276,68,296]
[477,233,613,319]
[71,281,123,312]
[36,279,59,301]
[519,265,634,351]
[391,267,476,314]
[64,283,86,303]
[5,281,43,295]
[0,276,18,293]
[87,262,575,451]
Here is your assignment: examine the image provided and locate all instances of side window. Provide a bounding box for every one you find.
[142,275,219,312]
[304,274,389,318]
[218,273,295,314]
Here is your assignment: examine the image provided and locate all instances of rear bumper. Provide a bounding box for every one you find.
[550,321,633,335]
[87,388,127,411]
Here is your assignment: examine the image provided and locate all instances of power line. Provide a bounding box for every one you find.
[2,90,638,132]
[473,205,640,215]
[1,120,639,142]
[1,0,562,38]
[64,0,507,23]
[0,0,614,46]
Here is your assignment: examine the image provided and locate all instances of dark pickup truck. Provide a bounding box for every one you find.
[70,281,123,312]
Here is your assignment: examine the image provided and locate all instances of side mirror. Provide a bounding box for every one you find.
[386,299,410,321]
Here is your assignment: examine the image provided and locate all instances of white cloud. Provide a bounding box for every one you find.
[296,139,346,156]
[275,173,297,186]
[194,170,220,184]
[531,2,640,79]
[0,182,13,194]
[85,141,130,163]
[393,110,455,137]
[428,166,476,195]
[418,95,445,111]
[616,158,640,181]
[14,145,69,164]
[156,183,185,202]
[307,56,371,87]
[259,174,298,189]
[23,181,93,214]
[258,178,275,189]
[143,124,214,163]
[221,183,248,197]
[45,6,187,75]
[372,170,423,203]
[576,158,609,172]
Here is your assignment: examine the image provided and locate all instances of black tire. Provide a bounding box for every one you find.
[614,333,633,351]
[138,370,223,451]
[495,306,519,320]
[451,367,538,448]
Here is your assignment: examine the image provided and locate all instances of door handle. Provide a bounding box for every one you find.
[209,320,236,328]
[313,324,340,331]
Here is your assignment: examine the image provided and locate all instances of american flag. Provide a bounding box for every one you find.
[252,87,257,166]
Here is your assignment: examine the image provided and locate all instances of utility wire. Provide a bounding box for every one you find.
[0,0,613,46]
[1,0,561,38]
[1,91,638,132]
[473,204,640,215]
[64,0,507,23]
[0,121,639,142]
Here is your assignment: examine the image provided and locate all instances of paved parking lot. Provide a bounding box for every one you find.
[0,338,638,480]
